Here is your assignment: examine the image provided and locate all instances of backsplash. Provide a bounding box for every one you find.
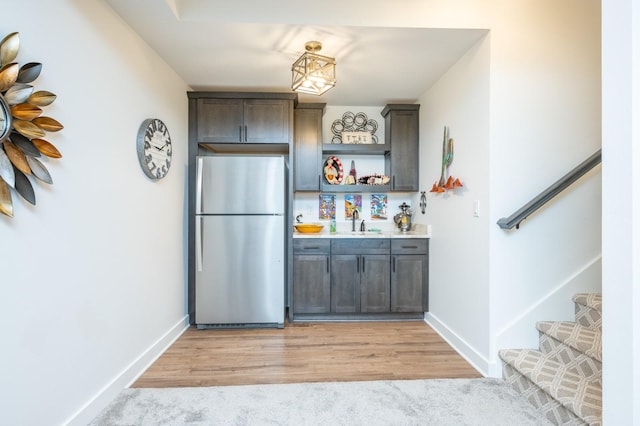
[294,192,413,225]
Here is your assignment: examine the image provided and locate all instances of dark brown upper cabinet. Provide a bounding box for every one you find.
[189,92,296,144]
[382,104,420,191]
[294,103,325,191]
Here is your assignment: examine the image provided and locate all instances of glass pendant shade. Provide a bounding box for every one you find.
[291,41,336,96]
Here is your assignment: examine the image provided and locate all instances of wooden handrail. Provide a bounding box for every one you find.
[497,150,601,230]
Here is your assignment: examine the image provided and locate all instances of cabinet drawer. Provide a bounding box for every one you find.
[293,239,331,254]
[391,239,428,255]
[332,239,390,255]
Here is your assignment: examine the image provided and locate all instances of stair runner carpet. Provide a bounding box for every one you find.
[499,293,602,426]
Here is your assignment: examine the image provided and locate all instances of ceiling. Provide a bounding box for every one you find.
[104,0,487,106]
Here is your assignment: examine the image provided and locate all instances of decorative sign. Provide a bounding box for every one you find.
[341,131,372,144]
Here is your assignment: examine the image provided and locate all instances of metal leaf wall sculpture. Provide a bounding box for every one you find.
[0,32,63,217]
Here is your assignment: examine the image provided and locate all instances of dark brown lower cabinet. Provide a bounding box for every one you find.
[292,240,331,314]
[391,239,429,312]
[293,238,428,320]
[330,255,359,313]
[331,254,391,313]
[359,255,391,312]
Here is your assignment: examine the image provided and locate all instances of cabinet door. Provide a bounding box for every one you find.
[196,98,243,143]
[294,107,323,191]
[293,255,331,314]
[360,255,391,313]
[385,108,419,191]
[331,255,360,313]
[391,255,428,312]
[244,99,291,143]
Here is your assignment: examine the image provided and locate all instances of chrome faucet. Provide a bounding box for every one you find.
[360,219,366,232]
[352,210,359,232]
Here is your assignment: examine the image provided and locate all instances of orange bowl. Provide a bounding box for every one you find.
[294,224,324,233]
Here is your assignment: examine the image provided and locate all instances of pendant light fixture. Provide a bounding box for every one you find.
[291,41,336,96]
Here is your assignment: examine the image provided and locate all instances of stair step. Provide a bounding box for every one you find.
[499,348,602,426]
[537,322,602,386]
[572,294,602,330]
[502,362,585,425]
[537,321,602,362]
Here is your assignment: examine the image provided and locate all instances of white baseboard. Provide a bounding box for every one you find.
[65,315,190,426]
[424,312,490,377]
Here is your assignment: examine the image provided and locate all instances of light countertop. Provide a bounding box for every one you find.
[293,224,431,239]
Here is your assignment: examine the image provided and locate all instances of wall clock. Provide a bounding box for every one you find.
[137,118,172,180]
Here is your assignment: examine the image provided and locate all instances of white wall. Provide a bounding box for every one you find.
[601,0,640,424]
[0,1,189,424]
[486,2,602,376]
[403,1,600,376]
[416,35,491,371]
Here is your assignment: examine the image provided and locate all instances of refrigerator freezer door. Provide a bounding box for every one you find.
[195,215,285,326]
[196,155,285,215]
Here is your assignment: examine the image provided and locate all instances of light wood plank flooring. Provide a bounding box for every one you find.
[132,321,481,388]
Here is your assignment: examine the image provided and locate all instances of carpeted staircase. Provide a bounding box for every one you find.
[499,293,602,425]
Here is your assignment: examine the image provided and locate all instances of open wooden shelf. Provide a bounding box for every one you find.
[321,184,391,193]
[322,144,389,155]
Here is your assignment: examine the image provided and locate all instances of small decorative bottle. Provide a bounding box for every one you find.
[330,219,337,233]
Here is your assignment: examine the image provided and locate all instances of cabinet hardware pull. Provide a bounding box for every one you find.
[362,256,365,272]
[393,256,396,272]
[392,175,395,190]
[356,256,360,273]
[238,125,242,142]
[402,245,418,249]
[327,256,330,273]
[305,246,320,250]
[244,125,248,142]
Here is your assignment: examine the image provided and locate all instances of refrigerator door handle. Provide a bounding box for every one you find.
[195,158,204,213]
[195,216,203,272]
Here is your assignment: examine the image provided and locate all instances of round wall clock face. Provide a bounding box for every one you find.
[137,118,172,180]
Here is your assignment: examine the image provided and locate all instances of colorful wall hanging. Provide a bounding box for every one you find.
[319,194,336,219]
[0,32,63,217]
[370,194,387,219]
[430,126,463,193]
[344,194,362,218]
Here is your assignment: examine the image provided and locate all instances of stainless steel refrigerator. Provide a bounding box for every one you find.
[195,155,286,328]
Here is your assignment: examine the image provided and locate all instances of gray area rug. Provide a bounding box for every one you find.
[90,378,552,425]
